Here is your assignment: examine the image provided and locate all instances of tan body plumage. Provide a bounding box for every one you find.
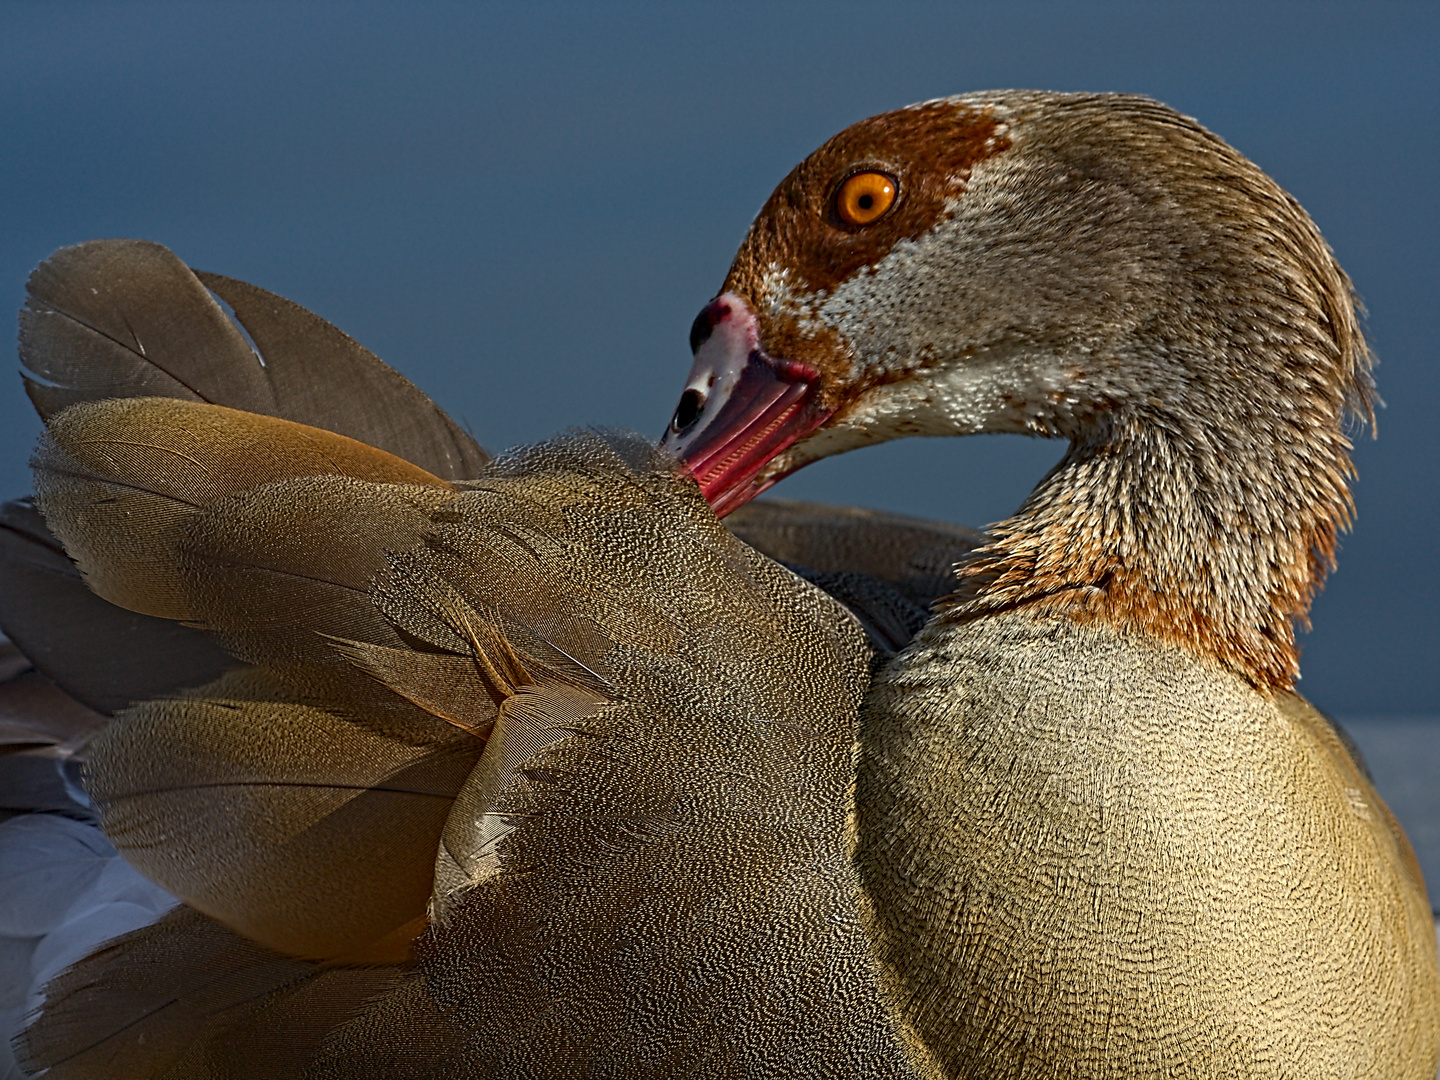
[861,614,1435,1074]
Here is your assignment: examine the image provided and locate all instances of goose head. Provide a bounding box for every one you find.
[661,91,1374,689]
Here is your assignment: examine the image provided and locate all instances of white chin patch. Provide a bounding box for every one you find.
[827,350,1082,455]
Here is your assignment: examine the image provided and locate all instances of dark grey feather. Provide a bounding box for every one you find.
[726,497,985,608]
[21,239,488,481]
[0,498,232,714]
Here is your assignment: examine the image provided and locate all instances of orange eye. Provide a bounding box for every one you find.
[835,171,897,226]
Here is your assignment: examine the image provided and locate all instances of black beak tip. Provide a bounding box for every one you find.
[688,309,714,356]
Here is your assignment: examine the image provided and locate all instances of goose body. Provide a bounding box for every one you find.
[23,402,919,1077]
[661,91,1440,1075]
[863,614,1433,1073]
[2,83,1436,1075]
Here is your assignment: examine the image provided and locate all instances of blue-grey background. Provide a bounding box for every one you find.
[2,2,1437,717]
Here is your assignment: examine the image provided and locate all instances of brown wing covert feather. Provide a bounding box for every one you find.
[32,397,451,619]
[86,668,480,962]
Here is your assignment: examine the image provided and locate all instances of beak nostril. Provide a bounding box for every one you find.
[673,388,705,432]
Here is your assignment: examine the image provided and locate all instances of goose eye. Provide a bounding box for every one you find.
[835,171,897,226]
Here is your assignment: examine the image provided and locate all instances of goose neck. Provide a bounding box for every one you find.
[939,404,1359,689]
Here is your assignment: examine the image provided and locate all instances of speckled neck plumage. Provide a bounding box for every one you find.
[929,97,1376,690]
[942,399,1364,690]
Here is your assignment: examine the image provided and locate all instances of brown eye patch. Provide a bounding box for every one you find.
[723,101,1010,299]
[834,171,897,226]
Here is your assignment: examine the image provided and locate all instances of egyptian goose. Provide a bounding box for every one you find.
[660,91,1440,1077]
[2,241,938,1076]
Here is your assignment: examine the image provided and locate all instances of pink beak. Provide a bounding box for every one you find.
[659,293,833,517]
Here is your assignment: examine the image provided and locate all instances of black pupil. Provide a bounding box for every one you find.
[674,389,703,430]
[857,193,874,210]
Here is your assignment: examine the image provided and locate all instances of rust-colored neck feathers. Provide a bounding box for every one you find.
[943,408,1364,689]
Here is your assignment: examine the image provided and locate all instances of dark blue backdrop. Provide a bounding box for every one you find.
[3,2,1436,714]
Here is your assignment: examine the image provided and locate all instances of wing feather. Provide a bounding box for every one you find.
[21,239,488,479]
[196,270,489,480]
[0,498,232,713]
[33,397,451,620]
[18,906,412,1080]
[87,669,481,962]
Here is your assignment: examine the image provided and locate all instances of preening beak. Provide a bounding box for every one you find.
[660,293,833,517]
